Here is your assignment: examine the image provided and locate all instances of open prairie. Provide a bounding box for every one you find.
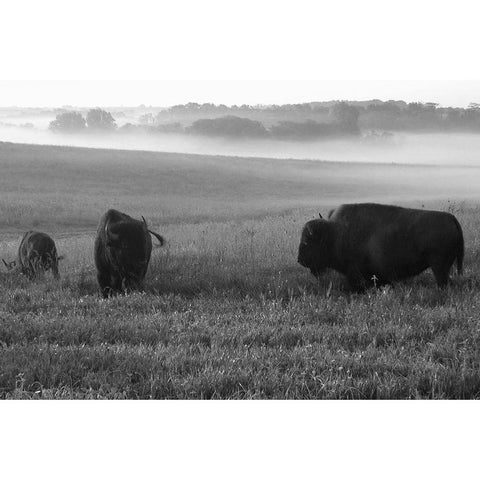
[1,141,480,398]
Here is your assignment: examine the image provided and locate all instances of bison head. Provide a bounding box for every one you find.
[297,219,335,276]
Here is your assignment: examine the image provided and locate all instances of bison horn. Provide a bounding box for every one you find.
[149,229,165,246]
[2,259,15,271]
[142,216,148,229]
[318,213,323,219]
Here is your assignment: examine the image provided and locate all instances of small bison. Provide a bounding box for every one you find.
[2,231,63,279]
[298,203,464,292]
[94,209,165,297]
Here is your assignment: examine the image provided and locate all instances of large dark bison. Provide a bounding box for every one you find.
[298,203,464,292]
[94,209,165,297]
[2,231,63,279]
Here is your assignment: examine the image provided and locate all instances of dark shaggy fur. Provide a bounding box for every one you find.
[94,209,164,297]
[6,231,62,279]
[298,203,464,292]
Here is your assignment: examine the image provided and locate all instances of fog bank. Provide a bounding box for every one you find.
[1,125,480,166]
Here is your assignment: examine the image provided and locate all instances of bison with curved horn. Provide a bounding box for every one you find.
[94,209,165,297]
[298,203,464,292]
[2,231,63,279]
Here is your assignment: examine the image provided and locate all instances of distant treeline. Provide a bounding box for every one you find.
[49,100,480,139]
[49,108,117,132]
[158,100,480,132]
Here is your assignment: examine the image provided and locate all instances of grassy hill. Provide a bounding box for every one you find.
[1,141,479,231]
[1,142,480,398]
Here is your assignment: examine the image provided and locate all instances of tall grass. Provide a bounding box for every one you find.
[2,203,480,399]
[2,142,480,398]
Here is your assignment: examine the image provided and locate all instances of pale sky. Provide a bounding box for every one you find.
[1,80,479,108]
[1,0,480,107]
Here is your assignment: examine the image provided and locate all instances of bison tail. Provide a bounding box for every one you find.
[148,229,165,247]
[453,216,464,275]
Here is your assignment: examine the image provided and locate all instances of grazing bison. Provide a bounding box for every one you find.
[298,203,464,292]
[94,209,165,297]
[2,231,63,279]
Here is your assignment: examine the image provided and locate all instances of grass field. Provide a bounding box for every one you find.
[2,141,480,399]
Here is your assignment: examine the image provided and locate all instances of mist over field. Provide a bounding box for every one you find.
[2,124,480,166]
[2,101,480,165]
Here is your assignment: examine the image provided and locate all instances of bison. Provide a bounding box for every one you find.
[298,203,464,292]
[94,209,165,297]
[2,231,63,279]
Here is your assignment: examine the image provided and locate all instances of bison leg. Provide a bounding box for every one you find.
[49,258,60,280]
[97,272,114,298]
[431,262,452,288]
[346,267,367,293]
[51,261,60,280]
[111,275,124,294]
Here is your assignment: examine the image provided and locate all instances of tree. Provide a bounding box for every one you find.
[138,113,156,125]
[49,111,86,132]
[186,116,267,137]
[86,108,117,130]
[329,102,360,133]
